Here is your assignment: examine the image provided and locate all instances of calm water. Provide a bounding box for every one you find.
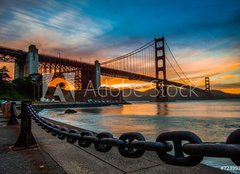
[39,100,240,173]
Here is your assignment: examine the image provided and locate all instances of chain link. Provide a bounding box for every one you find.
[226,129,240,166]
[156,131,203,166]
[94,132,113,152]
[26,104,240,166]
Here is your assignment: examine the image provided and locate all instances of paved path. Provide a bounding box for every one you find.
[0,112,230,174]
[0,114,66,174]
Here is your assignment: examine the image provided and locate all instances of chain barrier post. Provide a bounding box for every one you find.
[7,102,18,125]
[12,101,37,150]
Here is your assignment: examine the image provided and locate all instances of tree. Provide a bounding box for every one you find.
[0,66,11,81]
[12,78,34,99]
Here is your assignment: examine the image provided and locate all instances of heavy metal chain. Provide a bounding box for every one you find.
[25,104,240,167]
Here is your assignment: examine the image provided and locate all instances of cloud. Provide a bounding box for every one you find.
[220,74,238,80]
[165,46,240,80]
[0,5,113,62]
[212,82,240,89]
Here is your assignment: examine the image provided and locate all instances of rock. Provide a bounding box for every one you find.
[64,109,77,114]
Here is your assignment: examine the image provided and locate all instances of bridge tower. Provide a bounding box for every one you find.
[14,60,24,79]
[25,45,39,76]
[205,77,210,92]
[155,37,168,101]
[14,44,39,79]
[81,60,101,89]
[95,60,101,89]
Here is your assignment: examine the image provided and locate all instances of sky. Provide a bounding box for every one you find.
[0,0,239,94]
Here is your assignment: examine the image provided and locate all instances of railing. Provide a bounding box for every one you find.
[2,101,240,167]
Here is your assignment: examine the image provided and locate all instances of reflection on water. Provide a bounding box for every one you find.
[39,100,240,173]
[156,103,168,115]
[39,100,240,141]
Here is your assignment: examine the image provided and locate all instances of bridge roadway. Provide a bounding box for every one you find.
[0,46,207,94]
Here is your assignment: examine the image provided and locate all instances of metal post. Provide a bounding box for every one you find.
[12,101,37,150]
[7,102,18,125]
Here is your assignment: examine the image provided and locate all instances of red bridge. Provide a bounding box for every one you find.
[0,37,209,100]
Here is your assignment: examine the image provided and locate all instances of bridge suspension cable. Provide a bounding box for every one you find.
[165,56,188,85]
[101,40,154,65]
[101,40,156,77]
[165,40,195,86]
[100,37,196,88]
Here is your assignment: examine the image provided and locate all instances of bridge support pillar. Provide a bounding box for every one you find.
[95,60,101,89]
[81,60,101,90]
[155,37,168,102]
[14,45,39,79]
[24,45,39,77]
[14,60,24,79]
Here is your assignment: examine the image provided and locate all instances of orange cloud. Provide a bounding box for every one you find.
[220,74,238,80]
[221,88,240,94]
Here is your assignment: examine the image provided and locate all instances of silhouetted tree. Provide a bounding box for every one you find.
[0,66,11,81]
[12,78,34,98]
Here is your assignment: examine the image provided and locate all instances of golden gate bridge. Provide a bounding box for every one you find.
[0,37,210,100]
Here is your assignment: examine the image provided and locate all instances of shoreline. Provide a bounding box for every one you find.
[33,101,130,109]
[0,109,231,173]
[42,116,231,174]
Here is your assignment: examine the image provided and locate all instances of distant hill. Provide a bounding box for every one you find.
[211,90,240,98]
[121,87,240,101]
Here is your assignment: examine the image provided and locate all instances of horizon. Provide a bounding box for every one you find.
[0,0,239,94]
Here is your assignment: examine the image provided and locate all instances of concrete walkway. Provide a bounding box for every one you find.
[0,112,230,174]
[0,114,66,174]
